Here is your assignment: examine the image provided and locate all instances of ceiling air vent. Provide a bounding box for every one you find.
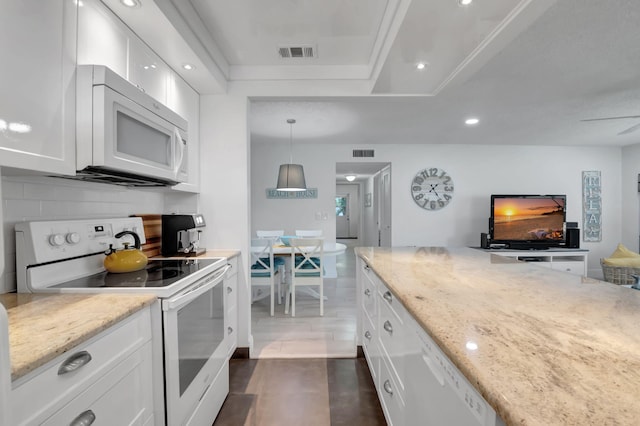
[278,45,316,59]
[352,149,375,158]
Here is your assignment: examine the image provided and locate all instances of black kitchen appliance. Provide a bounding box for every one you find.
[162,214,206,256]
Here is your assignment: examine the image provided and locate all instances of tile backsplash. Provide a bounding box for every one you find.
[1,174,198,293]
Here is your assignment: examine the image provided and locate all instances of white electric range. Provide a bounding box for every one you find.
[15,217,230,426]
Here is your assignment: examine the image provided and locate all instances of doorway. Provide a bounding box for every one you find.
[336,184,359,239]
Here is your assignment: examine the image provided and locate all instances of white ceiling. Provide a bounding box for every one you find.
[109,0,640,149]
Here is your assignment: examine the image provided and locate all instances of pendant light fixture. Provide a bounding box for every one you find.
[276,118,307,191]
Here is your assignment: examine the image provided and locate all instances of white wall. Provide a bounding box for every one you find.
[251,143,623,278]
[621,144,640,252]
[0,175,169,293]
[199,94,251,347]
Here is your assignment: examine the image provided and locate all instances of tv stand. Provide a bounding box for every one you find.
[477,248,588,276]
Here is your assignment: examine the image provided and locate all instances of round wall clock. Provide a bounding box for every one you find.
[410,167,454,210]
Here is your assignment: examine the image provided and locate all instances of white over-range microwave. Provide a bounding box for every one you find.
[75,64,188,187]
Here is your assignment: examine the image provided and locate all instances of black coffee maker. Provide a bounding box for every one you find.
[161,214,206,256]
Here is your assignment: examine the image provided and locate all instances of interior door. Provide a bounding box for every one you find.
[336,194,350,238]
[379,167,391,246]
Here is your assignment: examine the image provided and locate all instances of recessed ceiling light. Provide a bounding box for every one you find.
[182,64,195,71]
[120,0,140,7]
[465,117,480,126]
[458,0,473,6]
[416,62,427,70]
[345,175,356,182]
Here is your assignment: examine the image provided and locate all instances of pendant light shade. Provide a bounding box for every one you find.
[277,164,307,191]
[276,119,307,192]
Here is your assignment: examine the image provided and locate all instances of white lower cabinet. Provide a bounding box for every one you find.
[357,257,503,426]
[225,256,239,358]
[10,304,157,426]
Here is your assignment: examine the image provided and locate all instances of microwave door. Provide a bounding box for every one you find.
[92,86,186,183]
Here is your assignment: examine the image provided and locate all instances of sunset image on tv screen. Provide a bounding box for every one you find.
[493,198,564,240]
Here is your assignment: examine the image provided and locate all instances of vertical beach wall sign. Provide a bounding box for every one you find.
[582,171,601,242]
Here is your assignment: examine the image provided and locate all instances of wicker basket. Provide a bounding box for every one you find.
[600,259,640,285]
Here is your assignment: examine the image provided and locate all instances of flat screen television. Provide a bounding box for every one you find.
[489,194,566,249]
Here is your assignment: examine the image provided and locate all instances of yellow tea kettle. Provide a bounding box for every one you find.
[104,230,148,273]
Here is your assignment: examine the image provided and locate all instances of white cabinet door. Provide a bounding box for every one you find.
[77,0,128,77]
[168,73,200,192]
[128,37,171,104]
[0,0,76,175]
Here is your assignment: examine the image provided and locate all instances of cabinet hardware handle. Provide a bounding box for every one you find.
[364,265,370,271]
[57,351,92,375]
[364,331,372,340]
[383,380,393,395]
[383,291,393,303]
[69,409,96,426]
[364,288,371,296]
[228,326,233,335]
[227,286,233,294]
[383,320,393,333]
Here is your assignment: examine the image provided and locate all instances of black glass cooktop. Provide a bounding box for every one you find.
[51,259,220,289]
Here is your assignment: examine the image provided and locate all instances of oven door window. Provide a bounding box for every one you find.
[176,283,224,395]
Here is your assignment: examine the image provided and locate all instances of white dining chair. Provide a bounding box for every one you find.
[250,238,280,316]
[295,230,323,238]
[285,237,324,317]
[256,230,287,303]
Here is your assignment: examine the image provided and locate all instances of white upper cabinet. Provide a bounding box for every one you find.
[77,0,128,78]
[168,74,200,192]
[128,37,171,104]
[0,0,77,175]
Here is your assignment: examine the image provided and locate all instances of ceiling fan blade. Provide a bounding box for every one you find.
[618,122,640,135]
[581,115,640,122]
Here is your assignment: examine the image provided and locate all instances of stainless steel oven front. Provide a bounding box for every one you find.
[162,264,229,426]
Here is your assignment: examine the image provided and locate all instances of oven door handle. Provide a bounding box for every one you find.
[162,265,230,311]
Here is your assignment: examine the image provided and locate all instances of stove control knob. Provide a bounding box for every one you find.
[66,232,81,244]
[48,234,65,246]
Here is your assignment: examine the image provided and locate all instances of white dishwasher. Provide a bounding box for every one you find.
[405,317,504,426]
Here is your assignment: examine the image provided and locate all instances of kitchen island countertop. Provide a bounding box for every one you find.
[356,246,640,426]
[0,293,156,381]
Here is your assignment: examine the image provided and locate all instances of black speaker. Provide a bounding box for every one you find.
[566,228,580,248]
[481,233,490,249]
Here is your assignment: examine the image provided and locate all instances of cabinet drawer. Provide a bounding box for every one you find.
[11,309,151,425]
[361,310,379,382]
[379,354,405,426]
[362,270,377,323]
[226,304,238,358]
[43,341,154,426]
[552,261,584,275]
[378,290,405,394]
[226,256,239,277]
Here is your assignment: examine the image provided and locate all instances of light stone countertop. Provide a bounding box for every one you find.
[355,246,640,426]
[0,293,156,381]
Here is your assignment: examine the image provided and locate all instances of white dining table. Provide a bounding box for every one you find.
[250,242,347,302]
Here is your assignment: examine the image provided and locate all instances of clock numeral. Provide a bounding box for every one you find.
[443,193,452,201]
[429,168,438,177]
[421,199,429,209]
[444,186,453,193]
[413,176,425,185]
[412,185,422,192]
[414,194,424,201]
[442,176,451,184]
[438,200,445,207]
[430,200,437,209]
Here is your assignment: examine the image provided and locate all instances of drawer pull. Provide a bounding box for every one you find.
[383,291,393,303]
[364,330,372,340]
[227,286,233,294]
[383,320,393,334]
[383,379,393,396]
[70,409,96,426]
[364,288,371,296]
[58,351,92,375]
[364,265,370,271]
[228,326,234,335]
